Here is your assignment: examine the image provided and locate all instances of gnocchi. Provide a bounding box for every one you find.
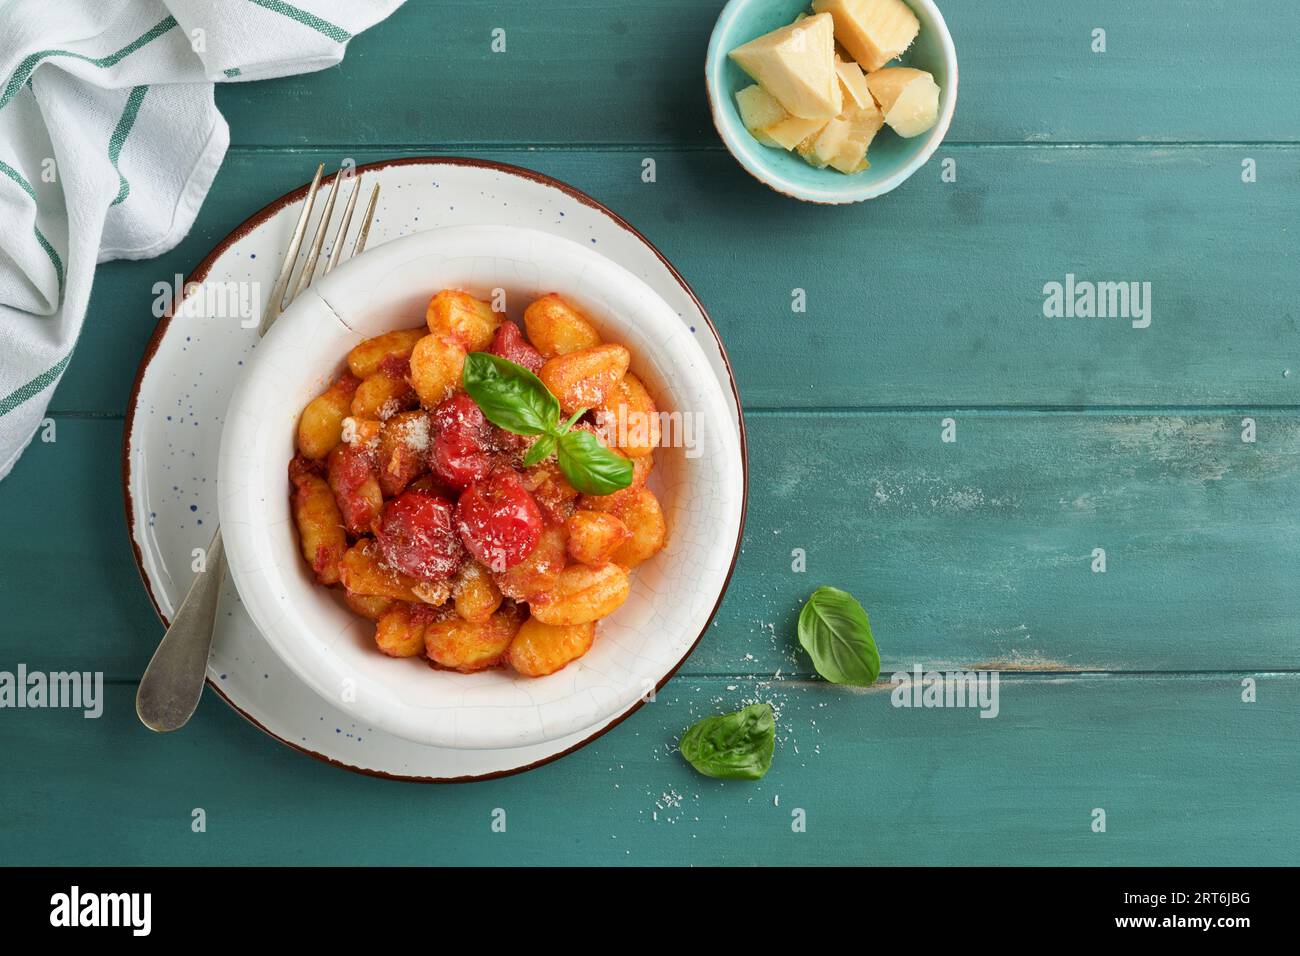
[290,289,670,680]
[409,333,467,407]
[351,363,417,421]
[609,487,667,568]
[596,371,659,458]
[425,602,523,672]
[495,525,567,603]
[374,602,429,658]
[538,344,630,416]
[523,293,601,357]
[530,563,631,626]
[507,619,596,677]
[427,290,501,352]
[289,457,346,585]
[566,510,631,566]
[453,560,503,623]
[339,539,424,602]
[347,327,425,379]
[297,372,360,460]
[344,591,394,621]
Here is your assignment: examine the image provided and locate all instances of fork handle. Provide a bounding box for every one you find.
[136,530,225,732]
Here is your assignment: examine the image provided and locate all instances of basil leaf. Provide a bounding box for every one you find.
[555,430,633,495]
[521,434,556,468]
[679,703,775,780]
[797,586,880,686]
[462,352,560,437]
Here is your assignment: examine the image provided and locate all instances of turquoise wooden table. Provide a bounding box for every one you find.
[2,0,1298,865]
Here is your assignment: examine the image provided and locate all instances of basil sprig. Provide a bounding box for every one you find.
[797,586,880,686]
[679,703,775,780]
[462,352,633,495]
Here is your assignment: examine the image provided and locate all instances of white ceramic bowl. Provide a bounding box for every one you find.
[218,226,746,750]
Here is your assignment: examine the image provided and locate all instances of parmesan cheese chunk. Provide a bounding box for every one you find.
[735,84,788,147]
[866,66,940,138]
[811,0,920,72]
[729,13,842,120]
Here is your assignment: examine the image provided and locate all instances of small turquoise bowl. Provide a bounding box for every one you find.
[706,0,958,203]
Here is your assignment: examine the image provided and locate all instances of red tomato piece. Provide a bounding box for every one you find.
[429,392,524,487]
[327,443,381,535]
[374,488,466,581]
[489,321,544,374]
[429,392,498,490]
[456,470,544,572]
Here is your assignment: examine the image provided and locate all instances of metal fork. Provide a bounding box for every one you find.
[136,164,380,733]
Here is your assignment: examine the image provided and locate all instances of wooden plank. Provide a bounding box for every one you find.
[56,145,1300,414]
[0,419,162,677]
[214,0,1300,147]
[4,413,1300,677]
[0,674,1293,865]
[715,409,1300,674]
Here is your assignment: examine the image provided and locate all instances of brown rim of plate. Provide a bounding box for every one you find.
[119,155,750,784]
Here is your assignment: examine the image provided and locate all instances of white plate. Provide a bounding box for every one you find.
[123,158,747,780]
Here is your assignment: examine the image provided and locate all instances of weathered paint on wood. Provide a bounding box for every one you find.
[4,413,1298,676]
[213,0,1300,147]
[0,675,1293,865]
[56,145,1300,413]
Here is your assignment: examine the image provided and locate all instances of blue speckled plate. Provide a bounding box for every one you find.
[706,0,958,203]
[122,157,746,781]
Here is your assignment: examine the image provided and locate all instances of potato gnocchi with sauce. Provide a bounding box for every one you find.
[290,289,668,678]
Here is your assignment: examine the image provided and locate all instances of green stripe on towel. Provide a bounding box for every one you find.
[248,0,352,43]
[0,158,35,199]
[31,224,65,293]
[109,86,148,205]
[0,160,66,296]
[1,17,177,110]
[0,352,72,418]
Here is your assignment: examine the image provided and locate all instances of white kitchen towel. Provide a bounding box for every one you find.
[0,0,404,479]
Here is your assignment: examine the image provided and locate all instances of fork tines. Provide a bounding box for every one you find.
[258,164,380,336]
